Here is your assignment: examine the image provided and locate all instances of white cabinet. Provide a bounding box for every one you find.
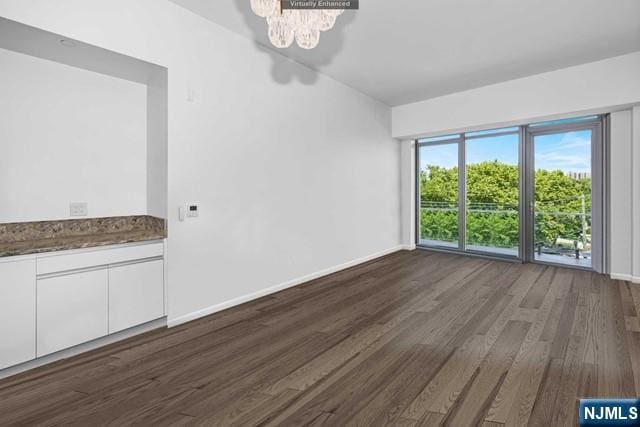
[37,243,163,275]
[0,260,36,370]
[0,241,165,370]
[37,269,109,357]
[109,259,164,334]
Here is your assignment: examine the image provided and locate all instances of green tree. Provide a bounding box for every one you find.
[534,170,591,245]
[419,162,590,249]
[467,161,518,206]
[420,165,458,202]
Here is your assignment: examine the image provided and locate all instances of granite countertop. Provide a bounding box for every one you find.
[0,216,166,258]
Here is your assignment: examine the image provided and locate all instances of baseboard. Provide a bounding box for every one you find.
[167,245,408,328]
[611,273,632,281]
[0,318,166,380]
[610,273,640,283]
[401,244,417,250]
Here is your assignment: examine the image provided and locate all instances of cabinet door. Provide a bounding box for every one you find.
[0,260,36,370]
[37,269,108,357]
[109,260,164,334]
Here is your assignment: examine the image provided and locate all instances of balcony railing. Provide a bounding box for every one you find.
[420,201,591,259]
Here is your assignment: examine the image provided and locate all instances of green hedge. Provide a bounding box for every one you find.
[420,210,518,248]
[420,161,591,248]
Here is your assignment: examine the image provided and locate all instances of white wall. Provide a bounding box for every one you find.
[0,47,148,222]
[0,1,400,324]
[392,52,640,139]
[610,110,634,279]
[614,106,640,282]
[611,106,640,283]
[146,71,168,219]
[633,106,640,282]
[399,140,415,249]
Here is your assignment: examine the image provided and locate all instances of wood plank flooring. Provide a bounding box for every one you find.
[1,250,638,426]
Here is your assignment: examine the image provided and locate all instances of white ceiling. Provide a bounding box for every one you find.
[170,0,640,106]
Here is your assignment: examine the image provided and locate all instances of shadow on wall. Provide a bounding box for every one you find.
[234,0,356,84]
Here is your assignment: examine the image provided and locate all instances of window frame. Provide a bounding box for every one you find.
[414,115,608,272]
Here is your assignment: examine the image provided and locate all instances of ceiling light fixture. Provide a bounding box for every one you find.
[250,0,344,49]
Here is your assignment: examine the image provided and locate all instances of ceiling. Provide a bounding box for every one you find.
[170,0,640,106]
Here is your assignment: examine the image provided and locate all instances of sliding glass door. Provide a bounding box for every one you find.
[416,115,605,271]
[525,117,604,270]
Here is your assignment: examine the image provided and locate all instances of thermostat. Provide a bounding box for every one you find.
[187,204,199,218]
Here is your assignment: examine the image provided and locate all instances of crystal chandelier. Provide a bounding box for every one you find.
[250,0,344,49]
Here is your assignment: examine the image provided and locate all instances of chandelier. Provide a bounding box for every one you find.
[250,0,344,49]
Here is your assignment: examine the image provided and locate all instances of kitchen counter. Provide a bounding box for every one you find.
[0,216,166,258]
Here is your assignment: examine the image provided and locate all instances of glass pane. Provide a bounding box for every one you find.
[418,143,459,248]
[529,115,598,128]
[417,134,460,144]
[465,127,519,138]
[533,130,592,267]
[465,134,519,256]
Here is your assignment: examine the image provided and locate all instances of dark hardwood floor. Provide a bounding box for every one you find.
[1,250,639,426]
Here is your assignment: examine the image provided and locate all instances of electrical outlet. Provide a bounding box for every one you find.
[70,202,88,217]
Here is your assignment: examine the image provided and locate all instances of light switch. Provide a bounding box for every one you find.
[70,202,88,217]
[186,87,196,103]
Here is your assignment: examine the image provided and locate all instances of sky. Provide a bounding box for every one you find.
[534,130,591,173]
[419,130,591,174]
